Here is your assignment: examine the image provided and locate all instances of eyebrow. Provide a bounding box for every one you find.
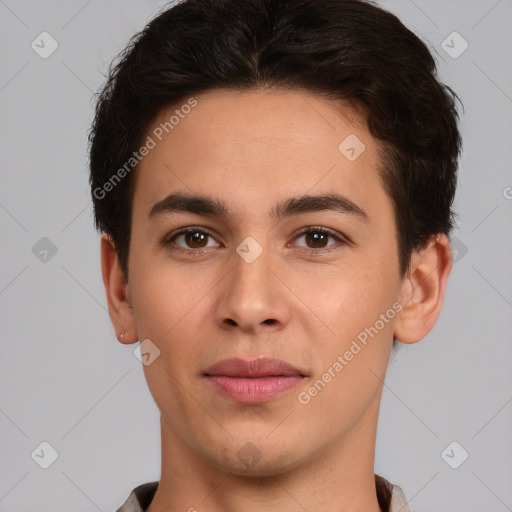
[148,191,369,223]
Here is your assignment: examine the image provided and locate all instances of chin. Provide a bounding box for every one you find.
[208,441,307,478]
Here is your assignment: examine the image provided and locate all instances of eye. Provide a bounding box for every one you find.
[161,225,348,256]
[291,226,347,252]
[161,227,220,254]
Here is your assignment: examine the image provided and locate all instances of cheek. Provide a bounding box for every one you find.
[129,247,204,329]
[294,262,395,335]
[297,273,399,401]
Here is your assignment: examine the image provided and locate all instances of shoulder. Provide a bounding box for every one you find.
[115,482,159,512]
[375,474,411,512]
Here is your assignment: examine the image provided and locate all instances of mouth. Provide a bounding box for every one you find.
[203,358,307,404]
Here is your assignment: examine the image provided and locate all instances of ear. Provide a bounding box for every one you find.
[100,233,138,344]
[394,234,453,344]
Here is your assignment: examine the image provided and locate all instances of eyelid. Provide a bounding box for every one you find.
[290,226,349,250]
[160,226,220,249]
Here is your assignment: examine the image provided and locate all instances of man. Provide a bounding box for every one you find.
[89,0,461,510]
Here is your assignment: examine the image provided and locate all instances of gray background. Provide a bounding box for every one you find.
[0,0,511,511]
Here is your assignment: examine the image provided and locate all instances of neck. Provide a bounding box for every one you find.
[146,393,384,512]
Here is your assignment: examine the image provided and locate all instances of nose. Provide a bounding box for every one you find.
[214,240,291,335]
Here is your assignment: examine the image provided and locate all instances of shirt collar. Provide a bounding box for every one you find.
[116,474,410,512]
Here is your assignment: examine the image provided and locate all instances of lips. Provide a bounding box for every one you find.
[204,358,306,404]
[204,357,305,378]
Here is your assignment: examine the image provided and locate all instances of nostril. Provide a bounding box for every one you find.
[222,318,277,328]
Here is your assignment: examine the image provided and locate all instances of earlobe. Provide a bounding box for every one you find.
[393,234,453,344]
[100,233,138,344]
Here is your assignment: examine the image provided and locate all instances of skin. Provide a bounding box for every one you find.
[101,88,452,511]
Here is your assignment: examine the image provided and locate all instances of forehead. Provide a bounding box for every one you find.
[131,87,390,226]
[147,88,370,164]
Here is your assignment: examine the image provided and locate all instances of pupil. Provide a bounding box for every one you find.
[187,231,206,247]
[308,232,327,248]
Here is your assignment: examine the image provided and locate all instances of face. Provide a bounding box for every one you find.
[123,88,406,475]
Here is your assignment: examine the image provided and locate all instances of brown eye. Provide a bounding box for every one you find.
[162,227,219,253]
[183,230,208,248]
[304,231,330,248]
[293,227,346,252]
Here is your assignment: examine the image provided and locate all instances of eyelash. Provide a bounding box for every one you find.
[161,226,348,256]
